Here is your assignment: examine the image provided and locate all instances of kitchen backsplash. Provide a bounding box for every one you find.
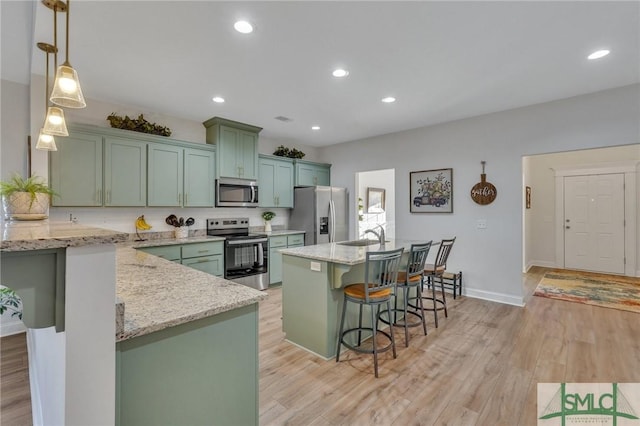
[48,207,291,233]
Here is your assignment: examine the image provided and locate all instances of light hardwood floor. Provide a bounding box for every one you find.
[2,267,638,425]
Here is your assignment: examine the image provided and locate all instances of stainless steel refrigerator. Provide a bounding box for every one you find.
[289,186,348,245]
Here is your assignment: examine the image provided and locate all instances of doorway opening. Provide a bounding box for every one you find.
[355,169,395,239]
[522,145,639,277]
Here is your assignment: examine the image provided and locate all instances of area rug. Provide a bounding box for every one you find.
[533,269,640,313]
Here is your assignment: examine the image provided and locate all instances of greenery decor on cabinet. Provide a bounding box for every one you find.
[107,113,172,137]
[273,145,305,159]
[0,174,56,220]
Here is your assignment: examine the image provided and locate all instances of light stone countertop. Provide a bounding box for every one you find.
[279,239,432,265]
[128,234,225,247]
[115,246,266,342]
[1,220,128,252]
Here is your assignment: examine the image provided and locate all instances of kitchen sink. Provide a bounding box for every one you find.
[337,239,386,247]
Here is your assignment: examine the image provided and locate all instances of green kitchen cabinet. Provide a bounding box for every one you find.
[203,117,262,180]
[137,245,181,262]
[259,155,294,208]
[182,241,224,277]
[50,132,103,206]
[137,241,224,276]
[147,144,183,207]
[104,137,147,206]
[148,145,216,208]
[294,160,331,187]
[269,233,304,284]
[183,148,215,207]
[116,304,258,426]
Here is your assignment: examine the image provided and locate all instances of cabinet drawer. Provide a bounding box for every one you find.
[138,245,181,261]
[287,234,304,246]
[269,236,287,248]
[181,255,223,276]
[182,241,224,259]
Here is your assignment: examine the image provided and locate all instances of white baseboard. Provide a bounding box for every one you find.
[526,260,557,271]
[464,287,525,307]
[1,318,26,337]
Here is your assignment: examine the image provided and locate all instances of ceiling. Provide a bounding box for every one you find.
[3,1,639,147]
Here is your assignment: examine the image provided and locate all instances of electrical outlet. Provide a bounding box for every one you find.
[310,261,321,272]
[476,219,487,229]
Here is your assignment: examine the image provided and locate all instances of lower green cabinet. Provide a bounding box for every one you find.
[138,241,224,276]
[269,233,304,284]
[116,303,258,426]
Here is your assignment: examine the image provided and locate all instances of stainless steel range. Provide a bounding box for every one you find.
[207,218,269,291]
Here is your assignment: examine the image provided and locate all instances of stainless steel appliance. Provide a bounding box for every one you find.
[289,186,348,245]
[215,178,259,207]
[207,217,269,290]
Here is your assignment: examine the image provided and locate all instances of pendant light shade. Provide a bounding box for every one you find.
[43,106,69,136]
[50,63,86,108]
[36,129,58,151]
[50,0,86,109]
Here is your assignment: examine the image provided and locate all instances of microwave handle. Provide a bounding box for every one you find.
[251,185,257,203]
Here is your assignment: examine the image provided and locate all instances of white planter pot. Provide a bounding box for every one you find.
[2,192,50,220]
[264,221,272,232]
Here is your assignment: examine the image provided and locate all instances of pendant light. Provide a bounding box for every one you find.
[36,43,58,151]
[43,1,68,136]
[50,0,86,108]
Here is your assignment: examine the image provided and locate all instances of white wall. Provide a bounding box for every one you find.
[319,84,640,306]
[1,80,30,180]
[524,145,640,271]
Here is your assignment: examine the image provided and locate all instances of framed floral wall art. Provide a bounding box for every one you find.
[410,168,453,213]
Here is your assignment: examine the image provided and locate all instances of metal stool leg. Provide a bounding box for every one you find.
[336,294,348,362]
[416,283,427,336]
[371,303,379,377]
[439,276,448,318]
[431,277,439,328]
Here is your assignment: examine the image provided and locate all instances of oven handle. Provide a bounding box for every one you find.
[227,238,268,245]
[256,242,264,266]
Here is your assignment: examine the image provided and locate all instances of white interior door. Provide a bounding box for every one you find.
[564,173,625,274]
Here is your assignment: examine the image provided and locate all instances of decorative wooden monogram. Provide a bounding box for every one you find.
[470,161,497,205]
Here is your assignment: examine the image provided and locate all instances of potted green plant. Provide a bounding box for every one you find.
[0,174,56,220]
[0,286,23,321]
[262,211,276,232]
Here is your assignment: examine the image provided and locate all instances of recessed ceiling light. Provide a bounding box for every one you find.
[332,69,349,78]
[311,126,320,130]
[381,97,396,103]
[212,96,225,103]
[588,49,610,60]
[234,20,253,34]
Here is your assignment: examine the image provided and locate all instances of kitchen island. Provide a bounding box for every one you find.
[279,239,425,359]
[115,242,266,426]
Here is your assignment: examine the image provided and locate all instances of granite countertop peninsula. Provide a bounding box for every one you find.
[279,239,430,266]
[1,220,128,252]
[116,246,266,342]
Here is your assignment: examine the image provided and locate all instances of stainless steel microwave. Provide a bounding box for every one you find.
[216,178,259,207]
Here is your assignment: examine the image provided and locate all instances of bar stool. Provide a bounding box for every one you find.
[336,247,404,378]
[378,241,432,347]
[415,237,456,328]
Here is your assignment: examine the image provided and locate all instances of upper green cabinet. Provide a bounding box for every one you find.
[50,131,103,206]
[148,145,215,207]
[203,117,262,180]
[51,124,215,208]
[104,137,147,206]
[259,155,294,208]
[294,160,331,187]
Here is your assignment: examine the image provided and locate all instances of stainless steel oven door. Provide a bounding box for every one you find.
[224,238,268,290]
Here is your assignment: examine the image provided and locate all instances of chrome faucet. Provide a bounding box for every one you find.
[364,224,385,245]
